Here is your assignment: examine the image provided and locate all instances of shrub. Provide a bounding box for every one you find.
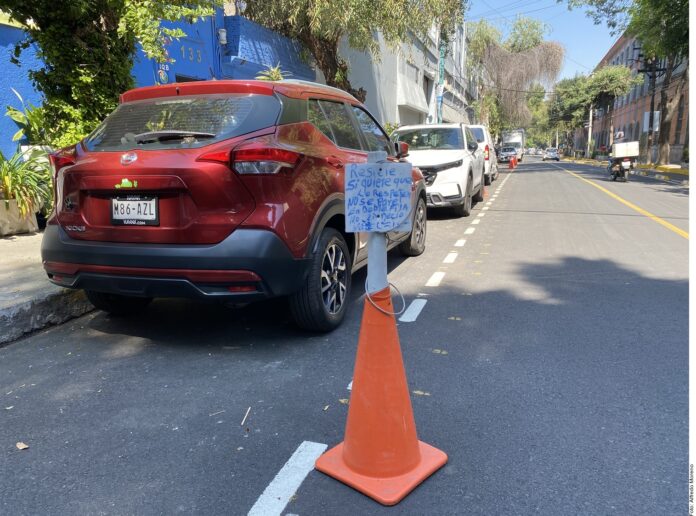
[0,148,52,217]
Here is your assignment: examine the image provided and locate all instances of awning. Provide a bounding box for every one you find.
[397,74,429,114]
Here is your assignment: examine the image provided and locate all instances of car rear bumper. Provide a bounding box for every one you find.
[41,225,311,301]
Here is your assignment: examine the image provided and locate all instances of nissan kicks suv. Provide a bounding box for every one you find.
[42,80,427,332]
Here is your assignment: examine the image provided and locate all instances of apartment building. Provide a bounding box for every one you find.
[585,34,688,163]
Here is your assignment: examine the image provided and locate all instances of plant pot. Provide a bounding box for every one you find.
[0,199,39,236]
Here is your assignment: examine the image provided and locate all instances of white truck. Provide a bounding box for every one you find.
[502,129,526,162]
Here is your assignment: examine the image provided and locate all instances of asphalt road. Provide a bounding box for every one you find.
[1,157,688,515]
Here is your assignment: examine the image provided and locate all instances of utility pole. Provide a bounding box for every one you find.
[555,128,559,148]
[586,102,593,158]
[437,29,446,124]
[638,57,664,163]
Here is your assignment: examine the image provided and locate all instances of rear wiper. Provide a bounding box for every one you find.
[132,130,216,144]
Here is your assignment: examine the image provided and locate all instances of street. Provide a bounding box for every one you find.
[1,157,687,515]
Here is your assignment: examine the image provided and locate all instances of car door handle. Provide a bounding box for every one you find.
[326,156,344,168]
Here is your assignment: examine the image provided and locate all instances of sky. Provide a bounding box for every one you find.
[466,0,619,80]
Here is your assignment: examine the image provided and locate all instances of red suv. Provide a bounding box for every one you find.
[42,80,427,331]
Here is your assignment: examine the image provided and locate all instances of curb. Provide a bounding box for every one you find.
[562,159,689,186]
[0,288,93,345]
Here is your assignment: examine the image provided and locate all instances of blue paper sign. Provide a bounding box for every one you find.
[345,162,413,233]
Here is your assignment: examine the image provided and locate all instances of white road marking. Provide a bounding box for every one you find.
[482,207,489,211]
[464,227,476,235]
[347,381,352,390]
[454,239,466,247]
[471,219,480,225]
[248,441,328,516]
[399,299,428,322]
[443,252,458,263]
[426,272,445,287]
[477,213,485,217]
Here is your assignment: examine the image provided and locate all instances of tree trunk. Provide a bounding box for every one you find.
[297,32,366,102]
[657,57,687,165]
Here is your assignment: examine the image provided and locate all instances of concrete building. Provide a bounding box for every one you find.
[331,24,476,128]
[579,34,688,163]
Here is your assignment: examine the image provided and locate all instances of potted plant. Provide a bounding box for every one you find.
[0,148,51,236]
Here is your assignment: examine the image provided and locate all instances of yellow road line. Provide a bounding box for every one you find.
[558,166,689,240]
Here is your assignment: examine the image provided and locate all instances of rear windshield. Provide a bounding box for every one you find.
[546,148,557,152]
[392,128,464,150]
[502,147,516,153]
[84,94,281,151]
[469,127,485,143]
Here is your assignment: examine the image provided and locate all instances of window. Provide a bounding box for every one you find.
[310,100,362,150]
[674,95,685,144]
[351,106,392,154]
[308,99,336,143]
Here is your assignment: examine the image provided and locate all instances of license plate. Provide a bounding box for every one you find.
[111,196,159,226]
[622,161,631,169]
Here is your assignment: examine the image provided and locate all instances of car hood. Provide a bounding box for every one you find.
[404,149,467,168]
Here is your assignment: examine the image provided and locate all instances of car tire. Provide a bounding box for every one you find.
[290,228,351,332]
[399,197,427,256]
[473,172,485,203]
[85,290,152,316]
[484,173,492,186]
[453,175,472,217]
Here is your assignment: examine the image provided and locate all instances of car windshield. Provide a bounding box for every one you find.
[84,94,281,151]
[505,142,521,148]
[547,148,557,152]
[393,128,464,150]
[502,147,516,153]
[469,127,485,143]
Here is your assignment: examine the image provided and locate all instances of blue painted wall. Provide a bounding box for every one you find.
[222,16,314,81]
[0,14,315,156]
[0,23,43,158]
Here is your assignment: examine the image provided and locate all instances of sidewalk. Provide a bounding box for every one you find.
[561,158,690,186]
[0,232,92,344]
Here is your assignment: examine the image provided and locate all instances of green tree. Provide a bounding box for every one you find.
[0,1,218,147]
[504,17,548,53]
[242,0,465,98]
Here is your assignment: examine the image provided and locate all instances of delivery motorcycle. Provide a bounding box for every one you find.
[608,139,639,182]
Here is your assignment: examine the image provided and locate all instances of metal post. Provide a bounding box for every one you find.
[647,59,657,163]
[586,102,593,158]
[366,233,388,294]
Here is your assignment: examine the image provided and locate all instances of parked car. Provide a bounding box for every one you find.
[498,146,518,163]
[467,124,499,185]
[543,148,560,161]
[42,79,428,332]
[391,123,485,217]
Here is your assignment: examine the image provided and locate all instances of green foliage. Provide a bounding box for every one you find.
[626,0,688,59]
[0,148,51,217]
[467,20,502,66]
[383,122,400,138]
[5,88,48,144]
[255,63,291,81]
[0,1,219,148]
[504,17,549,53]
[243,0,466,92]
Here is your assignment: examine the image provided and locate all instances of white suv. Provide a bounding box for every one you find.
[467,124,499,185]
[392,123,485,217]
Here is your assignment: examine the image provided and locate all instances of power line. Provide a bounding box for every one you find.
[467,0,548,20]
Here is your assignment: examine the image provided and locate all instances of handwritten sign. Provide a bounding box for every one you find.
[345,162,413,233]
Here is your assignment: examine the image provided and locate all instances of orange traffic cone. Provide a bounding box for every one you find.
[315,287,447,506]
[508,157,514,170]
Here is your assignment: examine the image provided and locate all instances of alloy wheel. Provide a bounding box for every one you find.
[320,243,347,315]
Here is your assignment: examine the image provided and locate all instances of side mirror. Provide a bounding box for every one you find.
[468,141,478,152]
[395,141,409,159]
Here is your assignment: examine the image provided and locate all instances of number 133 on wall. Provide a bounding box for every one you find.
[180,46,202,63]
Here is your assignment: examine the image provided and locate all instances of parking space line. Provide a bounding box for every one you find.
[443,252,458,263]
[426,272,445,287]
[454,239,466,247]
[248,441,328,516]
[465,227,476,235]
[399,299,428,322]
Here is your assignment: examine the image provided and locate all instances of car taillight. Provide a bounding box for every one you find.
[49,146,76,214]
[484,145,490,161]
[232,147,302,175]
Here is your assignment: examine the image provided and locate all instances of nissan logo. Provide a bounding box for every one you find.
[121,152,138,165]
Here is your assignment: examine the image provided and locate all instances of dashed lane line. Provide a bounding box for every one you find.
[248,441,328,516]
[471,219,480,225]
[399,299,428,322]
[454,239,467,247]
[426,271,445,287]
[465,227,476,235]
[443,252,458,263]
[477,213,485,217]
